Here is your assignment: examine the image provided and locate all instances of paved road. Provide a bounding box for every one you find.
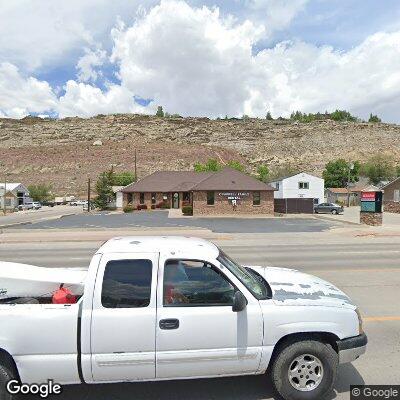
[1,238,399,400]
[10,210,337,233]
[0,205,82,228]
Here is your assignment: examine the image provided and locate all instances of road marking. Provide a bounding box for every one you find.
[364,316,400,322]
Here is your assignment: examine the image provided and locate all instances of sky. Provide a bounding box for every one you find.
[1,0,400,122]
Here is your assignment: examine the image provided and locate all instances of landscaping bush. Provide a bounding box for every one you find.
[151,204,156,210]
[136,204,148,210]
[123,205,135,213]
[182,205,193,216]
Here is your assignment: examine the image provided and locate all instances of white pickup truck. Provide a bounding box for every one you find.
[0,236,367,400]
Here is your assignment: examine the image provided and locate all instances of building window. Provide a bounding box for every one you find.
[299,182,309,190]
[183,192,190,203]
[253,192,261,206]
[139,193,145,204]
[102,259,153,308]
[394,190,400,203]
[207,191,215,205]
[151,193,156,204]
[127,193,133,204]
[275,182,280,190]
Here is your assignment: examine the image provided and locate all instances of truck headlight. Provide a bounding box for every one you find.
[355,308,364,334]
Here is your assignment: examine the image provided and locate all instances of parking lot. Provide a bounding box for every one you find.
[1,230,399,400]
[7,210,340,233]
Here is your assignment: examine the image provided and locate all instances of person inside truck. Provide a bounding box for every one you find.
[164,261,190,304]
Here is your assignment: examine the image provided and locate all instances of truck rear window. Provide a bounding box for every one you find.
[101,259,153,308]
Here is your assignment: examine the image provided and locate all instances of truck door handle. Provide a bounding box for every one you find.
[159,318,179,330]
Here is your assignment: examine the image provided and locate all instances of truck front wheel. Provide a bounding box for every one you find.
[271,340,338,400]
[0,365,14,400]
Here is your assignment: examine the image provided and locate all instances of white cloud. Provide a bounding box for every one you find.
[0,63,57,118]
[0,0,153,71]
[57,80,151,118]
[77,48,107,82]
[112,0,264,117]
[244,0,308,33]
[245,31,400,121]
[1,1,400,123]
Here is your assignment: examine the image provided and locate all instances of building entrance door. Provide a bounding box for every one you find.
[172,192,180,209]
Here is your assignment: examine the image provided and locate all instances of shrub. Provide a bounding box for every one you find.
[151,204,156,210]
[182,205,193,216]
[123,205,135,213]
[136,204,148,210]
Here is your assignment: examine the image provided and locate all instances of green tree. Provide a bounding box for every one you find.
[194,158,222,172]
[155,106,164,117]
[361,155,396,185]
[322,159,361,188]
[112,172,136,186]
[27,184,52,202]
[265,111,273,120]
[368,113,381,123]
[257,165,270,182]
[227,160,245,172]
[95,169,115,210]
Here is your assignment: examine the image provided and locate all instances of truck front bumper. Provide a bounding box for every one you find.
[337,333,367,364]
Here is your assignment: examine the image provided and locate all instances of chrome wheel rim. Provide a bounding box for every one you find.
[288,354,324,392]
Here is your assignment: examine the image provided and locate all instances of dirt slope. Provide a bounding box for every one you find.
[0,114,399,195]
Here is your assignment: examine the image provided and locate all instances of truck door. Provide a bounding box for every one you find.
[90,252,158,382]
[155,257,264,379]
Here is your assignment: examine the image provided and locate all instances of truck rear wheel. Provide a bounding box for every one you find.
[271,340,338,400]
[0,365,14,400]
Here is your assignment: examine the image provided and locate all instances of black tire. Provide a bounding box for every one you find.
[271,340,338,400]
[331,209,338,215]
[0,364,15,400]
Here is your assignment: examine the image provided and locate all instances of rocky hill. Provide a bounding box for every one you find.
[1,114,400,195]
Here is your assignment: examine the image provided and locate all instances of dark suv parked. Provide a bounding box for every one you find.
[314,202,344,214]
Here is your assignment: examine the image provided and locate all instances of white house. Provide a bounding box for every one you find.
[269,172,325,204]
[0,183,30,210]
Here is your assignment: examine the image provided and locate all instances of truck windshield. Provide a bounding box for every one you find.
[217,250,269,300]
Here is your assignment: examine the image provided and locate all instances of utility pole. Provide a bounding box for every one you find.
[3,174,7,215]
[347,162,354,208]
[87,177,91,213]
[134,149,137,181]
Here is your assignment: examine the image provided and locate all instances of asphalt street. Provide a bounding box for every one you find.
[1,238,399,400]
[10,210,338,233]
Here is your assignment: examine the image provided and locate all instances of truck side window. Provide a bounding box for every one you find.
[163,260,235,307]
[102,259,152,308]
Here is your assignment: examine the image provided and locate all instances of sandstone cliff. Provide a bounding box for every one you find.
[0,114,399,195]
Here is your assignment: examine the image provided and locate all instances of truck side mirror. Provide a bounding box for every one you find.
[232,291,247,312]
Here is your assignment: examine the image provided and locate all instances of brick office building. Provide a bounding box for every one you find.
[382,177,400,213]
[120,167,275,216]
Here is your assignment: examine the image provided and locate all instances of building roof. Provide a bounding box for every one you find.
[268,172,322,183]
[97,236,219,257]
[326,188,350,194]
[0,183,26,191]
[122,171,213,193]
[327,184,380,194]
[122,168,274,193]
[192,167,274,191]
[381,176,400,189]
